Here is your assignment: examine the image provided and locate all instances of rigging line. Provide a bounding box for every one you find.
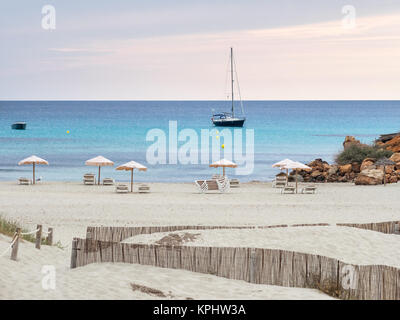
[233,54,245,116]
[223,51,231,101]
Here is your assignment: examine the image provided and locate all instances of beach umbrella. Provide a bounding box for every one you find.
[116,160,147,192]
[376,158,396,186]
[18,155,49,184]
[209,159,237,176]
[282,161,311,193]
[85,156,114,185]
[272,159,296,181]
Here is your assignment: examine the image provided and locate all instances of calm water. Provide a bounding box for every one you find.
[0,101,399,182]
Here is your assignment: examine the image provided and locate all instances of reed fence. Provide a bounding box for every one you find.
[86,220,400,243]
[71,237,400,300]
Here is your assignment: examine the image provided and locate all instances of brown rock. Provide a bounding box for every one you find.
[389,176,398,184]
[384,165,395,174]
[382,135,400,153]
[343,136,361,149]
[351,162,361,173]
[389,153,400,163]
[328,165,338,175]
[360,158,376,171]
[354,168,384,185]
[339,164,352,174]
[311,171,322,178]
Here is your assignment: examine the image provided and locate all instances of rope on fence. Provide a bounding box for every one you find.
[0,233,18,257]
[20,228,40,236]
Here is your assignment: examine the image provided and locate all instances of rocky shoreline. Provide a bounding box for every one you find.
[289,135,400,185]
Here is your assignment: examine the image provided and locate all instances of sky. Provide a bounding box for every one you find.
[1,0,400,100]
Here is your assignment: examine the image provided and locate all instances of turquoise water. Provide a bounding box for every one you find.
[0,100,399,182]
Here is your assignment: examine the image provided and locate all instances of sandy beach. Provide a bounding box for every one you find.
[1,181,400,299]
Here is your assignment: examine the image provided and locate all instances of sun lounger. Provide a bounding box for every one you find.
[83,173,96,185]
[230,178,240,188]
[102,178,115,186]
[115,183,129,193]
[138,184,150,193]
[18,177,32,185]
[273,176,287,188]
[195,177,230,193]
[301,185,317,194]
[281,185,296,194]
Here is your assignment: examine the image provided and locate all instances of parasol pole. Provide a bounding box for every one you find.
[131,169,134,192]
[98,166,101,185]
[33,163,35,185]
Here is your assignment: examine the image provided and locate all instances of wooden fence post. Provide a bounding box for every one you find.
[46,228,53,246]
[70,239,78,269]
[35,224,42,249]
[11,228,21,261]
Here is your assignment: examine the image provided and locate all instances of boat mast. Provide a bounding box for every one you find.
[230,47,234,117]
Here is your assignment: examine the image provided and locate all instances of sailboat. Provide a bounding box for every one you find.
[211,47,246,127]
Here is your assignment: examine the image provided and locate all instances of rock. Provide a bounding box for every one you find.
[288,174,304,182]
[382,135,400,153]
[351,162,361,173]
[311,171,322,178]
[339,164,352,174]
[389,175,398,184]
[327,175,338,182]
[389,153,400,163]
[360,158,376,171]
[343,136,361,149]
[354,168,384,185]
[384,165,395,174]
[328,165,339,175]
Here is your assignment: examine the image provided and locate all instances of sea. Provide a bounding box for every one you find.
[0,100,399,182]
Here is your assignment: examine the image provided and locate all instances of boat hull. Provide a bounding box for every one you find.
[11,123,27,130]
[212,119,245,127]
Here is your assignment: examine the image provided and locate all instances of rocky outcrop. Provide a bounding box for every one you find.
[376,133,400,153]
[289,136,400,185]
[354,168,384,185]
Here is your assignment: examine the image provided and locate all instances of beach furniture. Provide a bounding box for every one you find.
[281,185,296,194]
[138,184,150,193]
[18,155,49,185]
[230,178,240,188]
[115,183,129,193]
[83,173,96,185]
[272,175,287,188]
[195,176,230,193]
[301,185,317,194]
[115,160,147,192]
[102,177,115,185]
[18,177,32,185]
[85,156,114,185]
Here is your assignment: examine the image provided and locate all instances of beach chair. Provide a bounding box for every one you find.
[281,185,296,194]
[18,177,32,185]
[83,173,96,185]
[230,178,240,188]
[138,184,150,193]
[273,176,287,188]
[301,185,317,194]
[115,183,129,193]
[102,178,115,186]
[195,177,230,193]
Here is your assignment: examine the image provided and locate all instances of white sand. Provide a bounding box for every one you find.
[1,181,400,246]
[1,181,399,299]
[123,226,400,268]
[0,234,332,300]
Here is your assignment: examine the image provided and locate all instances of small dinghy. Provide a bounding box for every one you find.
[11,122,27,130]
